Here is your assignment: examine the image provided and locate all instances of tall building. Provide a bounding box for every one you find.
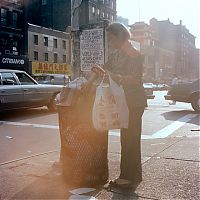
[27,0,117,32]
[79,0,116,25]
[129,21,175,82]
[130,18,197,82]
[0,0,28,70]
[28,23,71,75]
[116,15,129,27]
[150,18,196,80]
[27,0,71,32]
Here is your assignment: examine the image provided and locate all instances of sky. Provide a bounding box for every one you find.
[116,0,200,48]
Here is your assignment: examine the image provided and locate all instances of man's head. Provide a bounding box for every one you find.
[106,22,131,49]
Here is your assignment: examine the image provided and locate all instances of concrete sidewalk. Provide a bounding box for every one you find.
[0,133,199,199]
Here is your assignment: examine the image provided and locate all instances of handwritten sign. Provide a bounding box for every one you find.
[80,28,104,71]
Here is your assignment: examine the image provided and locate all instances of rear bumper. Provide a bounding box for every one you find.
[164,95,172,100]
[147,94,155,99]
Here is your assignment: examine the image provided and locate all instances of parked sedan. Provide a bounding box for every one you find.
[164,79,200,112]
[143,83,155,99]
[32,74,70,85]
[0,69,63,112]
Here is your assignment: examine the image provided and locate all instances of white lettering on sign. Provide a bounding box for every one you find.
[80,28,104,71]
[2,58,25,65]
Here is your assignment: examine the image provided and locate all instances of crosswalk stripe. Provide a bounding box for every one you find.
[0,113,198,139]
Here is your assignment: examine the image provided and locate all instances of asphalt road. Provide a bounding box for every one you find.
[0,91,199,200]
[0,91,198,165]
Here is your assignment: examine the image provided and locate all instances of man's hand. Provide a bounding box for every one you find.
[91,64,105,77]
[80,81,91,93]
[105,70,123,85]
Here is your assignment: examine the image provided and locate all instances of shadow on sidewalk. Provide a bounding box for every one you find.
[11,166,140,200]
[10,167,106,199]
[162,110,199,126]
[11,168,71,199]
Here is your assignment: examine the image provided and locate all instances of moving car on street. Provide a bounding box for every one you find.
[0,69,63,112]
[164,79,200,112]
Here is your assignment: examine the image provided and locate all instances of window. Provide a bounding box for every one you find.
[34,35,38,45]
[44,53,48,61]
[1,8,8,26]
[111,14,114,21]
[44,36,48,46]
[15,73,35,85]
[42,0,47,5]
[92,6,95,14]
[54,53,58,63]
[53,38,57,48]
[12,11,18,28]
[1,72,18,85]
[63,55,66,63]
[62,40,66,49]
[34,51,38,60]
[111,0,114,9]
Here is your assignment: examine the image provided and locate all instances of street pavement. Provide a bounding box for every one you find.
[0,92,199,200]
[1,121,199,199]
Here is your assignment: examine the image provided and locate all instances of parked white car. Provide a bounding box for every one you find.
[0,69,63,112]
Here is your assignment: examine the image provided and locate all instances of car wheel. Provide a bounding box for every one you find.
[191,94,200,112]
[47,93,59,112]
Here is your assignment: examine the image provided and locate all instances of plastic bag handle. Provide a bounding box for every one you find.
[99,73,107,86]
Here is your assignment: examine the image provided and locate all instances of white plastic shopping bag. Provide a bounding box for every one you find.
[92,75,129,131]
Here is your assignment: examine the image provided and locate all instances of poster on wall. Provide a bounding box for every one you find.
[80,28,104,71]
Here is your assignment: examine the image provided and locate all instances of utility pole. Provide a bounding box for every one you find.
[70,0,83,78]
[71,0,82,31]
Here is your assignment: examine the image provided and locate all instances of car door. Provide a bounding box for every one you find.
[0,72,24,111]
[14,72,51,107]
[14,72,42,107]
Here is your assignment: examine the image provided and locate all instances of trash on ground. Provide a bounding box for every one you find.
[6,136,13,139]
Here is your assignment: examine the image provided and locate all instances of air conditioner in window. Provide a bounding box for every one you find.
[5,50,10,54]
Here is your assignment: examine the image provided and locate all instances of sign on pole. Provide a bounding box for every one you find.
[80,28,104,71]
